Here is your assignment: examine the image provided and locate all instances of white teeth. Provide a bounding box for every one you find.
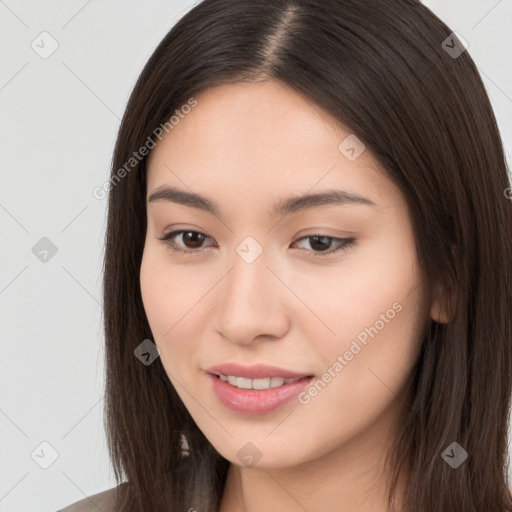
[218,374,303,390]
[253,378,270,390]
[270,377,285,388]
[237,377,252,389]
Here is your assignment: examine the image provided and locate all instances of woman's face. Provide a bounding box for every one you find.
[140,80,438,469]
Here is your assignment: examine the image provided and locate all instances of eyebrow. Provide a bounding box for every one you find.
[147,185,377,217]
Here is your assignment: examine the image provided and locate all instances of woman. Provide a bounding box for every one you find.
[59,0,512,510]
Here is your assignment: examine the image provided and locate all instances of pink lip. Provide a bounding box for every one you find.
[207,374,313,415]
[205,363,314,415]
[205,363,312,380]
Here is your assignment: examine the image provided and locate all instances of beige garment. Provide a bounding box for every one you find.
[56,486,120,512]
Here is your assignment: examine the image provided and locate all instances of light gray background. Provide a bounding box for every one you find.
[1,1,511,511]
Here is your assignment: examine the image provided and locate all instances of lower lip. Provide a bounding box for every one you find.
[207,373,314,415]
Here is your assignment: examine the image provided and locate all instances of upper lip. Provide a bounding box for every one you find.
[206,363,313,380]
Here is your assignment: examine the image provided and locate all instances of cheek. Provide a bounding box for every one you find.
[139,246,208,381]
[293,232,422,344]
[140,242,196,331]
[140,250,170,336]
[296,285,424,452]
[337,298,423,388]
[140,249,188,354]
[303,233,425,401]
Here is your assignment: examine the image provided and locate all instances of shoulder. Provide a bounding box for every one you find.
[56,485,125,512]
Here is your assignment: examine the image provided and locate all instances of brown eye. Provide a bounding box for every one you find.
[292,235,356,257]
[178,231,207,249]
[157,230,214,254]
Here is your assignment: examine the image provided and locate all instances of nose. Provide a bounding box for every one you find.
[214,250,290,346]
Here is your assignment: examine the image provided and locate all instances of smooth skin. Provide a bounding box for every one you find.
[140,80,450,512]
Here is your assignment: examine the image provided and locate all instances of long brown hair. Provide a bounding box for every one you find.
[102,1,512,510]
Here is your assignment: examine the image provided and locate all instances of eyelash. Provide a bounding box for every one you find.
[157,230,356,258]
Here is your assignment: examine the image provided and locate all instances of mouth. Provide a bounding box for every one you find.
[206,370,315,415]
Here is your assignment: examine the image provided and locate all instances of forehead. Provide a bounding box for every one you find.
[149,80,347,166]
[146,81,402,214]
